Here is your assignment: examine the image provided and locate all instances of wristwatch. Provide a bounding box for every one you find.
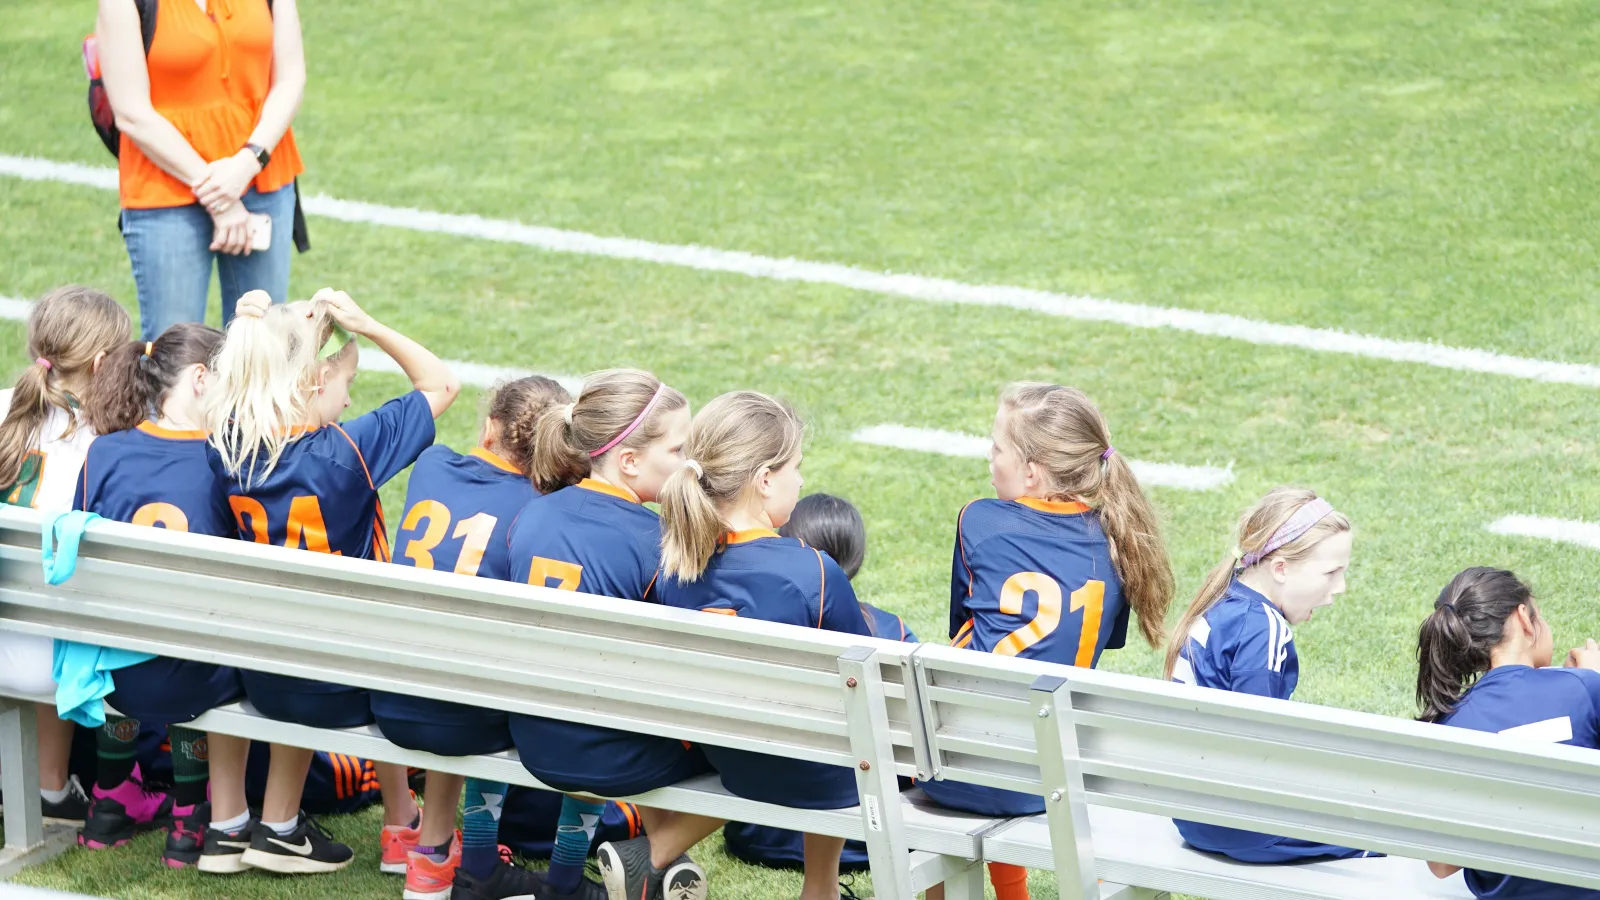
[244,142,271,170]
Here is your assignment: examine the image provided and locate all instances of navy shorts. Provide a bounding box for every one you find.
[106,656,244,725]
[703,747,860,810]
[920,777,1044,817]
[241,671,372,730]
[508,714,712,797]
[370,692,514,757]
[1174,819,1380,863]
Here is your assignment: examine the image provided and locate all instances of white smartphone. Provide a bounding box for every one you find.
[248,213,272,251]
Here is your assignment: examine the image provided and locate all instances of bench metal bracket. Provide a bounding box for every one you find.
[1031,673,1101,900]
[839,645,914,899]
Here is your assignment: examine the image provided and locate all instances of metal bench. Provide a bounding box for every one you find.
[0,508,998,896]
[911,641,1600,899]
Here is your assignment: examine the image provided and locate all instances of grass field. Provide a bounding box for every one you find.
[2,0,1599,897]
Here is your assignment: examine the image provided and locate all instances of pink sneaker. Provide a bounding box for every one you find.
[78,764,175,850]
[381,821,422,875]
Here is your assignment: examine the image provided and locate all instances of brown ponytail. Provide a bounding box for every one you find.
[1164,487,1350,680]
[85,323,223,434]
[658,391,803,583]
[998,382,1174,648]
[485,376,571,476]
[529,369,686,494]
[0,286,129,487]
[1416,567,1535,723]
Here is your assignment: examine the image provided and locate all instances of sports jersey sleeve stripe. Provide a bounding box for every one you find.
[329,424,377,490]
[642,569,659,602]
[815,549,826,629]
[956,501,977,598]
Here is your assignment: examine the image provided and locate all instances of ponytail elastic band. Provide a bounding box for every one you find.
[682,459,704,478]
[34,358,51,371]
[1101,446,1116,461]
[143,342,153,358]
[590,383,667,458]
[318,323,354,361]
[1239,498,1336,569]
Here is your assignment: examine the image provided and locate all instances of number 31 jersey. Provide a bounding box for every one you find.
[949,497,1128,667]
[392,445,537,577]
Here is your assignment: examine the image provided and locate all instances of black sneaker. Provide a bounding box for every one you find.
[239,815,354,874]
[451,858,552,900]
[161,801,210,868]
[40,775,90,824]
[597,836,660,900]
[660,854,706,900]
[197,816,256,874]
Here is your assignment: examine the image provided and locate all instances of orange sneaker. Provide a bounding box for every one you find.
[403,839,462,900]
[380,821,421,875]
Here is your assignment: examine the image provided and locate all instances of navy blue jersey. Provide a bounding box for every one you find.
[950,498,1128,667]
[206,392,434,561]
[1441,666,1600,900]
[74,422,231,536]
[658,530,872,636]
[392,445,535,577]
[496,479,661,597]
[862,602,917,643]
[1171,580,1298,701]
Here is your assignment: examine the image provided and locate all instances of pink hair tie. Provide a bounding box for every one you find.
[1239,498,1335,570]
[1100,446,1116,461]
[589,383,667,459]
[34,358,51,371]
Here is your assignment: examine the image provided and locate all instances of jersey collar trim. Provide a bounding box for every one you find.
[137,421,206,440]
[1016,497,1091,515]
[577,477,640,503]
[725,528,780,545]
[469,446,521,474]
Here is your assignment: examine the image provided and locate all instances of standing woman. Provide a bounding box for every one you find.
[96,0,305,339]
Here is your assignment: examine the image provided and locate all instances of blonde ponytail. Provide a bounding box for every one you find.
[529,369,686,494]
[1163,487,1351,679]
[659,391,802,582]
[204,301,346,489]
[0,286,128,488]
[998,382,1174,647]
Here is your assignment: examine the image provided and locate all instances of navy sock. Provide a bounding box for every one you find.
[461,778,507,880]
[548,796,605,893]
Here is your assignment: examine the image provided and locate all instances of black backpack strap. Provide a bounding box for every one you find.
[136,0,158,55]
[291,179,309,253]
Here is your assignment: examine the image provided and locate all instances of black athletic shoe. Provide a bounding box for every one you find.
[40,775,90,824]
[451,858,552,900]
[660,854,707,900]
[597,836,660,900]
[161,801,210,868]
[239,814,354,874]
[78,778,175,850]
[197,816,256,874]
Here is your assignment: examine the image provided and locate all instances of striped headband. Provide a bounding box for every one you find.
[1239,498,1335,570]
[589,383,667,458]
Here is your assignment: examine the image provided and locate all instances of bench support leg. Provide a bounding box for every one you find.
[839,646,914,900]
[909,850,984,899]
[1030,674,1101,900]
[0,699,78,878]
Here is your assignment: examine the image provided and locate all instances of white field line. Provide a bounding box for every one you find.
[852,424,1234,492]
[5,153,1600,389]
[1486,516,1600,552]
[0,294,581,393]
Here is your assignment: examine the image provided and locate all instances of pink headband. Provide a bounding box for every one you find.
[589,383,667,458]
[1239,498,1335,569]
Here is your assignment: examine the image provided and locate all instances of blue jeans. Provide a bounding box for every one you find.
[121,183,295,341]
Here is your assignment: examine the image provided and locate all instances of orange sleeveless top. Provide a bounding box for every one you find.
[118,0,303,209]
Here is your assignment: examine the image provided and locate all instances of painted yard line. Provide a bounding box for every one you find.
[0,294,582,394]
[5,154,1599,390]
[852,424,1233,491]
[1486,515,1600,552]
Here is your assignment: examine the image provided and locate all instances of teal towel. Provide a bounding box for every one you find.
[43,511,154,727]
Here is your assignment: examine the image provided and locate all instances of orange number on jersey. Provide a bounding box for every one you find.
[527,557,583,591]
[285,496,337,554]
[996,573,1106,666]
[229,496,270,544]
[229,495,339,554]
[996,572,1062,657]
[132,502,189,531]
[451,513,496,577]
[399,500,450,570]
